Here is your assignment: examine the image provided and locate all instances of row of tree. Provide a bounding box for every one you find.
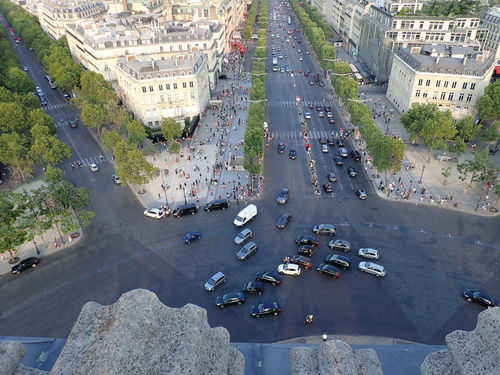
[0,167,94,261]
[243,0,267,175]
[242,0,261,40]
[289,0,336,72]
[419,0,482,17]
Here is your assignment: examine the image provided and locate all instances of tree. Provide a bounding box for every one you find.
[127,120,147,148]
[491,183,500,211]
[29,125,72,166]
[456,149,496,187]
[371,136,405,189]
[0,191,27,262]
[455,116,480,142]
[481,121,500,149]
[114,141,158,193]
[81,103,107,137]
[44,165,63,184]
[27,108,57,134]
[0,132,33,181]
[441,167,452,185]
[4,67,35,94]
[0,101,27,135]
[168,141,181,154]
[419,111,456,161]
[102,129,124,152]
[160,118,182,141]
[477,80,500,121]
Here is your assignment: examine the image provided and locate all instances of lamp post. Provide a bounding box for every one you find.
[160,169,170,211]
[418,164,426,184]
[42,199,65,245]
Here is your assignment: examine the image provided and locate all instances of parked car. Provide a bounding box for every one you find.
[234,228,252,245]
[236,241,258,261]
[184,230,201,244]
[327,172,337,182]
[297,244,315,257]
[276,213,292,228]
[295,234,320,246]
[89,163,99,173]
[173,203,199,218]
[255,271,282,285]
[313,224,336,236]
[316,264,340,278]
[204,272,226,291]
[323,183,334,193]
[325,254,352,269]
[215,292,246,308]
[204,199,229,212]
[242,281,264,295]
[277,263,301,276]
[289,148,297,159]
[355,189,367,200]
[276,187,289,204]
[11,257,39,274]
[328,239,351,252]
[287,255,311,269]
[358,248,380,260]
[347,167,357,177]
[144,207,168,219]
[250,302,282,318]
[112,175,122,185]
[358,262,386,277]
[463,289,498,308]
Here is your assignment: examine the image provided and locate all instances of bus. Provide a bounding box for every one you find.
[272,57,278,72]
[45,75,57,89]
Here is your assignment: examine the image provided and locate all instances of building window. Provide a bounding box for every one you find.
[173,83,178,89]
[436,80,441,87]
[159,85,163,91]
[470,83,475,90]
[448,92,454,101]
[422,92,428,98]
[452,81,457,88]
[426,79,431,86]
[440,92,446,100]
[160,95,164,103]
[191,91,195,99]
[444,81,449,88]
[458,93,464,101]
[182,82,187,88]
[166,84,170,90]
[418,79,423,86]
[432,91,438,99]
[415,90,421,97]
[142,86,146,93]
[189,81,194,88]
[462,82,468,89]
[149,86,153,92]
[466,94,473,102]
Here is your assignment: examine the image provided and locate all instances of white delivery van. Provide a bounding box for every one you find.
[234,204,257,227]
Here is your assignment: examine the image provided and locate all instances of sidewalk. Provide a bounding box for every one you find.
[132,49,259,211]
[0,180,83,276]
[333,48,499,216]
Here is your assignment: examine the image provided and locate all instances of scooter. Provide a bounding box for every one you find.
[304,314,314,324]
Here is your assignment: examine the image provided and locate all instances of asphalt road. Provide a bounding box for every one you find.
[0,6,499,345]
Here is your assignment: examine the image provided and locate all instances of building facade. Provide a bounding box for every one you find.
[481,7,500,58]
[115,53,210,127]
[386,45,496,118]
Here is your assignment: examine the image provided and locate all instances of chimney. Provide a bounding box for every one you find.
[476,54,484,62]
[462,56,467,65]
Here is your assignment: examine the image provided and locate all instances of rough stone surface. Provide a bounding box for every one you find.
[421,307,500,375]
[0,341,47,375]
[50,289,244,375]
[290,340,383,375]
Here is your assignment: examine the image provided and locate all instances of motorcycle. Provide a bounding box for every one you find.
[304,314,314,324]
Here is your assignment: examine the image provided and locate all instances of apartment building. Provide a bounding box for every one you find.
[481,7,500,57]
[38,0,107,39]
[115,53,210,127]
[65,15,224,88]
[386,45,497,118]
[382,0,425,15]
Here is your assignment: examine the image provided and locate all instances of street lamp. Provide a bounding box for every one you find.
[160,169,170,211]
[41,199,65,245]
[418,164,426,184]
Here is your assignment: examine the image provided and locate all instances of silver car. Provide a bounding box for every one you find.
[236,241,258,261]
[358,262,386,277]
[328,239,351,252]
[234,228,252,245]
[339,147,348,157]
[358,248,380,260]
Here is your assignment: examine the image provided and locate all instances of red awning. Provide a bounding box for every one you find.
[495,66,500,75]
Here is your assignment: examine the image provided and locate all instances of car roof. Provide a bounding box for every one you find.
[366,262,384,270]
[240,228,252,235]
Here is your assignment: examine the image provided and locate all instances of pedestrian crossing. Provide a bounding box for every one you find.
[42,102,70,112]
[270,129,332,140]
[266,100,333,108]
[64,154,111,169]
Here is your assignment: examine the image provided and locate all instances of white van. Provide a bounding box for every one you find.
[234,204,257,227]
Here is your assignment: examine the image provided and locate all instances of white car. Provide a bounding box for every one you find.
[299,56,303,61]
[277,263,301,276]
[321,144,329,153]
[304,112,311,119]
[358,262,386,277]
[144,208,166,219]
[112,175,122,184]
[89,163,99,172]
[358,248,380,260]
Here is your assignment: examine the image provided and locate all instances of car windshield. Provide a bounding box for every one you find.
[207,278,215,286]
[235,215,244,222]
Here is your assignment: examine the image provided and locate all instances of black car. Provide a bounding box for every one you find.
[297,244,315,257]
[323,183,334,193]
[327,172,337,182]
[242,281,264,295]
[316,105,322,111]
[215,292,246,308]
[295,234,320,246]
[325,106,331,112]
[250,302,282,318]
[308,103,314,109]
[290,255,312,269]
[218,74,228,79]
[463,289,498,308]
[329,118,336,124]
[204,199,229,212]
[11,257,39,274]
[327,138,335,146]
[328,239,351,252]
[316,264,340,278]
[256,271,282,285]
[276,213,292,228]
[325,254,352,269]
[278,142,285,153]
[289,148,297,159]
[312,224,336,236]
[334,156,344,166]
[319,137,327,144]
[336,139,345,147]
[347,167,357,177]
[351,150,362,161]
[173,203,199,217]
